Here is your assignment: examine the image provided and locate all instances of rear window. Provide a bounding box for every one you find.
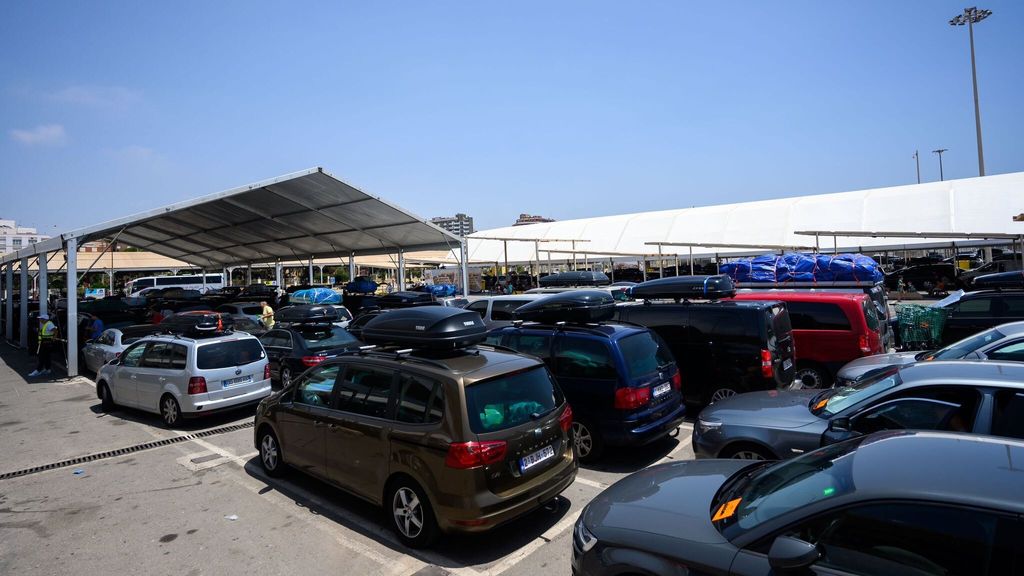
[299,326,359,353]
[619,332,674,379]
[768,304,792,337]
[197,339,266,369]
[242,306,263,315]
[466,367,564,434]
[862,300,880,331]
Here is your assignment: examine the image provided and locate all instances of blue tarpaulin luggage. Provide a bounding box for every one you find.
[720,253,883,284]
[289,287,342,304]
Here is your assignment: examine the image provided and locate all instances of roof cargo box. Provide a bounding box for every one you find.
[345,276,379,294]
[377,291,440,309]
[159,311,234,337]
[274,304,341,326]
[514,290,616,323]
[539,271,611,287]
[342,294,380,314]
[972,271,1024,289]
[360,307,488,350]
[631,275,736,300]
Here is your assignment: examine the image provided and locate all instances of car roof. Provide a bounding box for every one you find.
[847,431,1024,513]
[478,294,545,301]
[730,292,867,303]
[619,300,778,310]
[141,332,260,346]
[961,289,1024,299]
[993,321,1024,336]
[896,359,1024,388]
[336,346,545,384]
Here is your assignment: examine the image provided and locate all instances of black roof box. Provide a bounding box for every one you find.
[274,304,340,326]
[514,290,616,323]
[539,271,611,287]
[360,307,488,350]
[631,275,736,300]
[342,293,379,314]
[159,311,235,337]
[377,291,440,309]
[973,271,1024,289]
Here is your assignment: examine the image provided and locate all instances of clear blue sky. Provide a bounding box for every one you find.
[2,1,1022,236]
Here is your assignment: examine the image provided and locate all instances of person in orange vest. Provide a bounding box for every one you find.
[29,314,57,377]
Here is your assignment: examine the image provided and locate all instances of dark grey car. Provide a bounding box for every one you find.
[693,360,1024,460]
[573,431,1024,576]
[836,320,1024,385]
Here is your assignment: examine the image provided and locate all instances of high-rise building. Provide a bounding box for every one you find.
[0,219,49,255]
[431,213,475,237]
[513,213,555,226]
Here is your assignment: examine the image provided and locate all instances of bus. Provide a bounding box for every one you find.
[125,273,224,297]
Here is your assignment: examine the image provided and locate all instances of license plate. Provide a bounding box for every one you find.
[653,382,671,397]
[223,375,253,388]
[520,444,555,473]
[782,359,793,371]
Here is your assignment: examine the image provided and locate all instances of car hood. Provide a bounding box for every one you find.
[700,390,820,429]
[584,459,753,544]
[838,353,919,380]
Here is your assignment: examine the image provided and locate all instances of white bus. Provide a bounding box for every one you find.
[125,273,224,297]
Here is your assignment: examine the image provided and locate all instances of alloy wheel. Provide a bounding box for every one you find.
[261,434,278,471]
[392,487,424,539]
[710,388,737,403]
[161,396,179,426]
[795,368,825,389]
[572,422,593,458]
[731,450,766,460]
[282,367,292,388]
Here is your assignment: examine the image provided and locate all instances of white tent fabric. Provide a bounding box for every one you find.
[467,171,1024,265]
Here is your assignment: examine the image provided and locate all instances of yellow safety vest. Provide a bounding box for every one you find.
[39,321,56,342]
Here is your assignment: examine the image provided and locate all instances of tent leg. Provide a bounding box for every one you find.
[275,262,283,287]
[397,249,406,291]
[4,264,12,342]
[460,240,470,297]
[66,238,79,377]
[349,253,356,283]
[19,258,28,349]
[38,255,48,317]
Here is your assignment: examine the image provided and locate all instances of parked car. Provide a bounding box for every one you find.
[259,307,363,387]
[573,431,1024,576]
[936,289,1024,345]
[972,270,1024,289]
[464,294,544,329]
[95,330,272,427]
[837,320,1024,385]
[327,304,353,328]
[81,324,163,373]
[160,310,234,334]
[728,292,884,388]
[253,306,577,547]
[884,263,959,291]
[486,291,685,461]
[615,276,796,406]
[215,302,267,325]
[77,296,146,325]
[437,296,470,308]
[524,286,633,302]
[228,314,268,337]
[959,258,1023,287]
[692,360,1024,460]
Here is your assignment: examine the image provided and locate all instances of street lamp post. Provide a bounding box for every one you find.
[949,7,992,177]
[932,149,948,181]
[913,150,921,184]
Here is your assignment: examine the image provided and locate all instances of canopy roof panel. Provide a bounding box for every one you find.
[1,168,463,267]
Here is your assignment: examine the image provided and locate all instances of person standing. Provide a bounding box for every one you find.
[260,301,275,329]
[29,314,57,377]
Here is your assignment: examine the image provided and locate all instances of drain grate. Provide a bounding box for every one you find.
[0,421,254,481]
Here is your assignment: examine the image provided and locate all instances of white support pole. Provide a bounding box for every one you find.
[397,249,406,291]
[38,255,48,317]
[19,258,29,349]
[201,269,207,293]
[460,240,470,297]
[572,240,577,271]
[4,264,12,341]
[689,246,694,275]
[307,258,314,285]
[641,259,647,281]
[246,264,253,285]
[275,262,283,287]
[349,252,356,282]
[66,237,79,377]
[108,270,114,294]
[534,240,540,287]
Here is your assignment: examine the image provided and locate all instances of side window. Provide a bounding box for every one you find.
[957,297,993,316]
[466,301,488,318]
[987,341,1024,362]
[483,332,505,347]
[1003,296,1024,316]
[293,365,340,407]
[99,330,116,346]
[992,391,1024,440]
[854,396,974,435]
[259,332,280,348]
[553,337,616,380]
[491,300,528,321]
[140,343,172,369]
[786,302,852,331]
[120,343,147,367]
[395,373,445,424]
[335,367,394,418]
[506,333,553,361]
[168,344,188,370]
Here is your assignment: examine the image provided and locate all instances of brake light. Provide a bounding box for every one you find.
[264,363,271,380]
[301,355,326,367]
[761,349,774,379]
[187,377,207,395]
[671,371,682,391]
[614,386,651,410]
[858,334,871,354]
[559,404,573,433]
[445,441,507,469]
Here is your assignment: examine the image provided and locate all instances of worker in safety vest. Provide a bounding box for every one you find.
[30,314,57,377]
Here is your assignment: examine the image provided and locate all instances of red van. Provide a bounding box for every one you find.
[727,292,883,388]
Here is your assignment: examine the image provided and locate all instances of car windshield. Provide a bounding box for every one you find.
[299,326,359,353]
[717,436,869,540]
[465,367,564,434]
[196,339,266,369]
[811,372,901,417]
[619,332,674,380]
[927,328,1005,360]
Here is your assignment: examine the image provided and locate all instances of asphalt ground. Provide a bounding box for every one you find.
[0,344,695,576]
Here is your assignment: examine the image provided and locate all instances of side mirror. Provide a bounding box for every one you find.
[828,417,851,433]
[768,536,821,571]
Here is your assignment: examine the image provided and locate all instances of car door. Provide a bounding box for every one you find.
[1000,295,1024,325]
[322,364,395,500]
[134,342,176,412]
[85,329,116,372]
[274,364,340,478]
[258,330,288,380]
[943,296,996,344]
[551,333,616,420]
[110,342,148,407]
[822,386,982,445]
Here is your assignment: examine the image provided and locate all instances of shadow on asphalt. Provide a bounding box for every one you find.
[580,433,683,474]
[87,400,258,432]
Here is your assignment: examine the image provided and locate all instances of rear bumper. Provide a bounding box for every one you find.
[181,380,273,417]
[600,402,686,447]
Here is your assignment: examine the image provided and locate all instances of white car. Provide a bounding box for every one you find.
[464,294,545,329]
[95,332,272,427]
[82,325,162,373]
[215,302,268,325]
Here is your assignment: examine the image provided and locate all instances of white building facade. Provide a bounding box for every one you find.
[0,219,49,255]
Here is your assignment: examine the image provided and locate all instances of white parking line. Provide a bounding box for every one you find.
[479,511,580,576]
[573,476,609,490]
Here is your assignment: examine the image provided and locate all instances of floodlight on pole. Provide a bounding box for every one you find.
[949,7,992,177]
[932,149,948,181]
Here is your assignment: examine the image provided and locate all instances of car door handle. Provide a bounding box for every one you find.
[158,377,167,383]
[130,374,138,380]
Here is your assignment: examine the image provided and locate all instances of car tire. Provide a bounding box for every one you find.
[160,394,182,428]
[572,419,605,463]
[257,427,287,478]
[708,386,738,404]
[281,366,293,388]
[98,381,116,412]
[722,444,774,461]
[794,364,832,390]
[387,478,439,548]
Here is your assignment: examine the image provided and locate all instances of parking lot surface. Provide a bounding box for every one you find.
[0,345,694,576]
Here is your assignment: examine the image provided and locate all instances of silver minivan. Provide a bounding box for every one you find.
[95,332,272,426]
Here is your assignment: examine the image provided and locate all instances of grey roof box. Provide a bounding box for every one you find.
[514,290,616,323]
[539,271,611,287]
[631,275,737,300]
[360,307,488,350]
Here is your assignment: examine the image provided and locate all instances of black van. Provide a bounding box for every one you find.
[615,276,796,406]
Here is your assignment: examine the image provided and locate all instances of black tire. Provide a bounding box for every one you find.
[160,394,182,428]
[722,443,774,461]
[794,364,832,390]
[571,419,605,463]
[708,386,739,404]
[387,478,439,548]
[257,427,287,478]
[98,381,115,412]
[281,366,293,388]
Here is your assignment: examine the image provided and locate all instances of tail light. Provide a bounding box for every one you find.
[858,334,871,354]
[263,363,271,380]
[445,441,507,469]
[761,349,774,379]
[559,404,573,433]
[671,371,682,391]
[301,355,326,367]
[187,376,207,395]
[614,386,651,410]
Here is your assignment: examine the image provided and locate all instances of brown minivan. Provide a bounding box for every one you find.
[253,306,577,548]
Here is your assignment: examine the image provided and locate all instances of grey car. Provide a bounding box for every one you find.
[836,320,1024,385]
[692,360,1024,460]
[573,431,1024,576]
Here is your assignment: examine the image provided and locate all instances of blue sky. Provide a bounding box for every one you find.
[2,1,1022,236]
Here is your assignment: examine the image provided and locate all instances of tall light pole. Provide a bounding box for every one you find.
[913,150,921,184]
[932,148,948,181]
[949,7,992,177]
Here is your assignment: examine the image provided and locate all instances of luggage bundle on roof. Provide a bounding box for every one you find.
[720,253,884,284]
[539,271,611,288]
[360,307,488,350]
[159,311,234,337]
[345,276,379,294]
[630,275,737,301]
[274,304,341,326]
[289,287,342,305]
[513,290,617,324]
